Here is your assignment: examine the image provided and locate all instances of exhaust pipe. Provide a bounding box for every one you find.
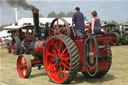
[32,9,41,40]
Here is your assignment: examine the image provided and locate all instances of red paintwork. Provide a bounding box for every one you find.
[31,56,41,65]
[111,32,118,44]
[17,55,27,78]
[31,60,41,65]
[80,60,108,72]
[43,35,112,83]
[74,36,112,72]
[44,38,70,83]
[49,18,69,37]
[16,17,114,83]
[34,40,47,56]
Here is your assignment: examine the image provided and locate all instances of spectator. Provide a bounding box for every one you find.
[91,11,101,34]
[119,24,124,37]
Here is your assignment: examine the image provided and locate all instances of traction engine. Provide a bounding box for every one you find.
[17,9,113,84]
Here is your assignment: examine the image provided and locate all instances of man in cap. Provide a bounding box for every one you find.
[72,7,85,35]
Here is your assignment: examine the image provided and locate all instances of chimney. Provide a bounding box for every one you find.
[32,9,41,40]
[14,8,18,25]
[15,8,18,22]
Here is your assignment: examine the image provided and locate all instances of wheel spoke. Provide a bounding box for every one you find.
[60,24,65,31]
[56,19,59,29]
[52,42,58,51]
[55,41,61,55]
[50,58,55,63]
[55,63,59,72]
[61,62,70,70]
[65,60,70,66]
[60,40,64,51]
[21,61,24,65]
[56,66,61,76]
[63,51,69,57]
[49,63,56,73]
[58,44,61,55]
[47,52,56,57]
[60,48,67,57]
[49,63,56,68]
[63,57,70,61]
[22,58,27,69]
[51,28,56,32]
[60,65,66,78]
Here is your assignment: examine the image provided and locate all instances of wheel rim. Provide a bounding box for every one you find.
[49,18,70,37]
[112,32,119,45]
[17,55,28,78]
[44,38,70,83]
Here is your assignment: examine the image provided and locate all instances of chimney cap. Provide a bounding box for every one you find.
[32,8,39,13]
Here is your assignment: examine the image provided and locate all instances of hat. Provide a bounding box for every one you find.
[75,7,80,11]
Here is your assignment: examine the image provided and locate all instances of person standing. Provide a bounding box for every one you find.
[91,11,101,34]
[72,7,85,35]
[119,24,124,37]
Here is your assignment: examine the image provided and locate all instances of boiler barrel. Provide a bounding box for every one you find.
[34,40,47,56]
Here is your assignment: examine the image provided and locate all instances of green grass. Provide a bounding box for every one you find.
[0,45,128,85]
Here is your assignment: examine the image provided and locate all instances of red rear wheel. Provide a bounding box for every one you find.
[49,18,70,37]
[17,54,31,78]
[44,35,80,84]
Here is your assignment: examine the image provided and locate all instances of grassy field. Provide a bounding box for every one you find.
[0,45,128,85]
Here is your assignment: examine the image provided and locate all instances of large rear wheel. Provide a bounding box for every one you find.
[44,35,80,83]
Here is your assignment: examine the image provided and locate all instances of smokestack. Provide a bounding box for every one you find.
[32,9,41,40]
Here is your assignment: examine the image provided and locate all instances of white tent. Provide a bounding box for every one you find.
[0,30,9,38]
[4,17,88,30]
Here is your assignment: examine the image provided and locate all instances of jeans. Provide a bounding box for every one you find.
[76,29,82,35]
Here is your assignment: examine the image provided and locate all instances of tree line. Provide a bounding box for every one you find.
[47,11,87,20]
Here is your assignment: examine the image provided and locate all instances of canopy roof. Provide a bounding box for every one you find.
[102,24,116,27]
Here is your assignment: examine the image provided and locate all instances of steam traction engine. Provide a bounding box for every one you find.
[17,9,113,84]
[5,25,35,55]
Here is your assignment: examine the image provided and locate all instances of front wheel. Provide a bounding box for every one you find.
[17,54,32,78]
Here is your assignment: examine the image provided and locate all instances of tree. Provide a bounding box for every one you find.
[66,12,73,17]
[47,11,57,17]
[47,11,87,21]
[57,12,66,17]
[107,20,118,25]
[125,21,128,24]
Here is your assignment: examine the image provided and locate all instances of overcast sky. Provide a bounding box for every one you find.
[0,0,128,26]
